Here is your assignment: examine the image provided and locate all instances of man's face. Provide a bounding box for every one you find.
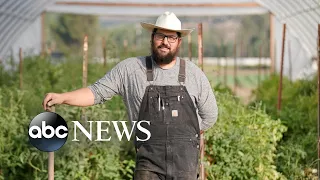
[151,29,182,64]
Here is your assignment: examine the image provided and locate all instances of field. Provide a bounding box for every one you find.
[0,55,318,179]
[203,64,269,104]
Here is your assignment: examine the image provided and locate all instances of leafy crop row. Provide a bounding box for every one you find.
[0,56,288,179]
[251,75,318,179]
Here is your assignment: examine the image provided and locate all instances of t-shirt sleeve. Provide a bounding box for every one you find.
[87,61,125,105]
[197,70,218,131]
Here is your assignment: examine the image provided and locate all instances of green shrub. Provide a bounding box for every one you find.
[205,91,287,179]
[0,87,135,179]
[251,75,318,179]
[0,56,292,179]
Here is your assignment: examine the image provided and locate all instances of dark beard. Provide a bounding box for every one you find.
[151,41,179,64]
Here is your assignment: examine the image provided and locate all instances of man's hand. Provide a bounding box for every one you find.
[42,88,95,111]
[42,93,65,111]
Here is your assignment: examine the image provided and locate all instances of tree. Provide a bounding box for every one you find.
[50,14,98,56]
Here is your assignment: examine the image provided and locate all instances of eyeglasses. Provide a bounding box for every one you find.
[153,32,179,43]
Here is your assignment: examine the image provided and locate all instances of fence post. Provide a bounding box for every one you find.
[188,33,192,61]
[277,24,286,113]
[102,37,107,67]
[317,23,320,179]
[19,48,23,89]
[198,22,206,180]
[233,37,237,93]
[82,35,88,120]
[48,106,55,180]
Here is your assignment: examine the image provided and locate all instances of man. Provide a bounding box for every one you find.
[43,11,218,180]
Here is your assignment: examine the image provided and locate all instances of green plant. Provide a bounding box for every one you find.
[251,75,318,179]
[205,92,287,179]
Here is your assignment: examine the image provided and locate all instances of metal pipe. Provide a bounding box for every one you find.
[277,24,286,112]
[55,1,261,7]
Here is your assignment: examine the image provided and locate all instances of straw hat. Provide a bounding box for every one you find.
[140,11,193,37]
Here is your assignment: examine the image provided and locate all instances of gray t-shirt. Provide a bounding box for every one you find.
[88,56,218,131]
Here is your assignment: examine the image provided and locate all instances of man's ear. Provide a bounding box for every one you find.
[178,38,182,47]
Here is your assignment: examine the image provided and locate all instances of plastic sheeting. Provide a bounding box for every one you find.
[0,0,55,60]
[0,0,319,79]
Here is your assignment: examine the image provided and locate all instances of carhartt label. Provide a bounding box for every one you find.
[172,110,178,117]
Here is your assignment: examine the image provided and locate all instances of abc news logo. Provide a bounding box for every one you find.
[28,112,150,152]
[28,112,68,152]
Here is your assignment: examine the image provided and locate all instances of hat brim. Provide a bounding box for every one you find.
[140,22,193,37]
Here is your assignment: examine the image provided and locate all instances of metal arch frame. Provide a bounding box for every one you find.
[0,0,319,59]
[277,0,314,43]
[0,1,38,39]
[279,0,315,54]
[0,0,56,59]
[0,1,20,23]
[257,0,314,56]
[0,2,38,22]
[287,0,319,55]
[309,0,320,21]
[285,0,320,20]
[259,0,309,45]
[299,0,320,22]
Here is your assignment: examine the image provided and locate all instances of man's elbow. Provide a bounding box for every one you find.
[200,111,218,132]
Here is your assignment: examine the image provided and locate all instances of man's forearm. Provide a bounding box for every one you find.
[62,88,95,107]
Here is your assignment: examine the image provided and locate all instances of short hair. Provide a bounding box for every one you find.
[152,28,181,38]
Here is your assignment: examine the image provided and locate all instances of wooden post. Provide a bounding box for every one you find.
[198,23,203,71]
[180,39,184,57]
[19,48,23,89]
[41,12,46,56]
[188,34,192,61]
[83,35,88,87]
[240,38,243,58]
[270,12,275,74]
[258,43,262,87]
[224,45,228,87]
[48,152,54,180]
[217,40,222,84]
[48,106,55,180]
[233,37,237,93]
[277,24,286,112]
[264,41,268,78]
[198,22,205,180]
[102,37,107,67]
[317,23,320,180]
[123,39,128,57]
[288,40,292,81]
[82,35,88,119]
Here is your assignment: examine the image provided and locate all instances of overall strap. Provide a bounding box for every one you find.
[146,56,153,81]
[178,59,186,83]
